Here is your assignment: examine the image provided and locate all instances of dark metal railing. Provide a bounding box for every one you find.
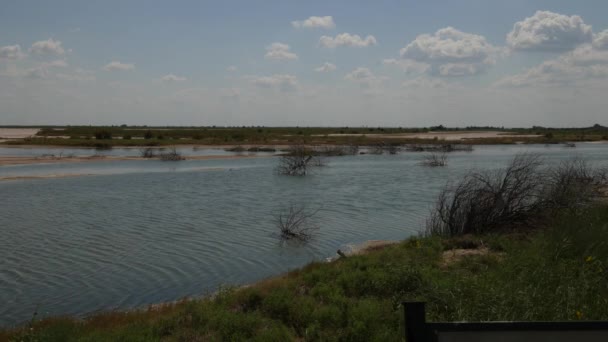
[403,302,608,342]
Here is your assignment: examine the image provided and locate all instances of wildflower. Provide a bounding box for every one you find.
[586,256,594,263]
[576,310,583,319]
[416,240,421,248]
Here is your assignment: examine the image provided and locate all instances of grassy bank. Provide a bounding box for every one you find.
[2,204,608,341]
[2,125,608,147]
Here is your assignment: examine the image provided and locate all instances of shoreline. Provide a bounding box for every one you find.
[0,154,274,167]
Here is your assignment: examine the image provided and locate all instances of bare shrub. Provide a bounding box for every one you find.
[367,141,399,155]
[426,153,544,237]
[139,147,157,158]
[421,153,447,167]
[277,145,319,176]
[426,154,608,237]
[543,159,607,208]
[159,147,185,161]
[276,205,320,242]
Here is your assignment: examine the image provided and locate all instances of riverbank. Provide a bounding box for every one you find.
[2,126,607,147]
[0,154,271,167]
[2,204,607,341]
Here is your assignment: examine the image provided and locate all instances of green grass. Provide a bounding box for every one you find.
[3,125,607,147]
[2,205,608,341]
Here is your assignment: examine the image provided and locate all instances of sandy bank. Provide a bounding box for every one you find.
[316,131,541,141]
[0,154,273,166]
[0,128,40,139]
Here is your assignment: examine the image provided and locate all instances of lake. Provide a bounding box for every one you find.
[1,143,607,326]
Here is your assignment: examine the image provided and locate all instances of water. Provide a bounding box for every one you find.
[1,143,607,326]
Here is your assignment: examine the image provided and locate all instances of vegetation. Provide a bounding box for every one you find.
[158,147,185,162]
[276,205,320,242]
[3,202,608,341]
[3,124,607,147]
[421,153,448,167]
[277,145,322,176]
[426,154,607,237]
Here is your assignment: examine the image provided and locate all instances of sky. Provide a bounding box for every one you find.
[1,0,608,127]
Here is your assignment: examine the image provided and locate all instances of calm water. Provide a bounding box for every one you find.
[1,143,607,326]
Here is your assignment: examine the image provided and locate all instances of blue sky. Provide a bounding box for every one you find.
[2,1,608,126]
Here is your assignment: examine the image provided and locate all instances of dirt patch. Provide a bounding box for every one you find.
[314,131,541,141]
[441,247,505,267]
[0,128,40,139]
[0,154,273,166]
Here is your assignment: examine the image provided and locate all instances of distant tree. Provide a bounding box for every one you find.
[144,130,153,139]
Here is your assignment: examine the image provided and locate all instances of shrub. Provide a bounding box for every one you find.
[159,147,185,161]
[426,153,546,236]
[426,154,608,237]
[122,135,132,140]
[421,153,447,167]
[144,130,154,139]
[277,145,318,176]
[276,205,320,242]
[94,130,112,140]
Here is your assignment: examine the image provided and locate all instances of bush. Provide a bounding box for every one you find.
[426,154,608,237]
[144,130,154,139]
[276,205,320,242]
[421,153,447,167]
[159,147,185,161]
[122,135,132,140]
[94,130,112,140]
[277,145,319,176]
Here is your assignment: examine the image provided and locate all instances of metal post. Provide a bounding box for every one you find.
[404,302,427,342]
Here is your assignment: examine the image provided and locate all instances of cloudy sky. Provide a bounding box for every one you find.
[2,0,608,127]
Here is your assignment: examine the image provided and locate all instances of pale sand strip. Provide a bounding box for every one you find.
[0,154,274,166]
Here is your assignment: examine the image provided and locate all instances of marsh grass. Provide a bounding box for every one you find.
[3,204,608,341]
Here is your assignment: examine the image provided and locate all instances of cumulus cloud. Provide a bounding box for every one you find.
[251,74,298,92]
[161,74,187,82]
[103,61,135,71]
[496,43,608,87]
[507,11,593,51]
[315,62,336,73]
[29,38,65,56]
[344,67,387,88]
[292,16,335,29]
[382,58,429,74]
[0,45,26,60]
[319,33,377,48]
[593,30,608,50]
[264,42,298,60]
[399,27,499,76]
[402,77,449,89]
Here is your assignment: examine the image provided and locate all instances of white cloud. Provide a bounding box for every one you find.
[292,16,335,29]
[44,60,68,68]
[507,11,593,51]
[319,33,377,48]
[399,27,499,76]
[251,74,298,92]
[264,42,298,60]
[103,61,135,71]
[30,38,65,56]
[315,62,336,73]
[402,77,449,89]
[226,65,238,72]
[382,58,429,74]
[345,67,387,88]
[0,45,26,60]
[161,74,187,82]
[593,30,608,50]
[496,44,608,87]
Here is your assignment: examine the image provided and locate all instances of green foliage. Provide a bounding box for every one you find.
[3,205,608,341]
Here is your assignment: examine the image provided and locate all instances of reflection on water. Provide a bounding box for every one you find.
[0,143,607,326]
